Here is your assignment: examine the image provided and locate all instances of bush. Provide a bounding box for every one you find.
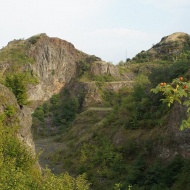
[5,72,38,105]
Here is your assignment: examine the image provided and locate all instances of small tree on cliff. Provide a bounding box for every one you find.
[151,77,190,130]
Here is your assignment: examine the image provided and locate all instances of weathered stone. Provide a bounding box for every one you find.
[0,84,35,154]
[90,61,120,78]
[25,35,88,103]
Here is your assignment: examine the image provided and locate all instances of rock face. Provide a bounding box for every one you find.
[166,102,190,158]
[81,82,103,108]
[25,34,88,103]
[90,61,120,78]
[0,84,35,154]
[0,34,124,108]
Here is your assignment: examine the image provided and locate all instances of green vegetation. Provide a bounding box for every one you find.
[78,57,116,82]
[110,60,190,130]
[28,35,41,44]
[0,105,90,190]
[104,74,169,129]
[151,76,190,130]
[0,38,39,106]
[92,74,116,82]
[4,72,38,105]
[0,40,34,69]
[48,126,190,190]
[47,59,190,189]
[1,33,190,190]
[32,89,80,137]
[130,35,190,64]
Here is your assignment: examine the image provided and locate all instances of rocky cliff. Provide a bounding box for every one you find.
[0,34,129,108]
[25,34,88,103]
[0,84,35,154]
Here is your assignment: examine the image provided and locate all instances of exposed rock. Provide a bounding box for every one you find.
[72,82,103,108]
[90,61,120,78]
[25,34,88,103]
[132,32,190,63]
[103,81,134,92]
[166,102,190,158]
[17,106,34,152]
[0,84,35,154]
[0,84,18,111]
[160,32,188,44]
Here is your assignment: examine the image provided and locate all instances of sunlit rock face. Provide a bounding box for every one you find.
[90,61,120,78]
[25,34,88,103]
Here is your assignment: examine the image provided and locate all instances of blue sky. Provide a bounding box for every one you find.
[1,0,190,64]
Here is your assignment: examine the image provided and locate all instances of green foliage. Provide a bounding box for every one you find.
[50,91,79,127]
[0,41,34,68]
[92,74,116,82]
[102,86,131,107]
[108,60,190,130]
[0,118,38,189]
[78,60,91,75]
[42,170,90,190]
[151,77,190,130]
[76,135,126,189]
[149,60,190,87]
[59,127,190,190]
[131,36,190,64]
[5,72,38,105]
[0,108,90,189]
[32,90,79,136]
[28,35,41,44]
[4,105,16,117]
[107,74,169,129]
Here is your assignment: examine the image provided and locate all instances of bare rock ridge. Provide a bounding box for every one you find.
[26,34,88,103]
[20,34,132,108]
[20,34,128,106]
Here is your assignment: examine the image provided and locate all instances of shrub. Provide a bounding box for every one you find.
[5,72,38,105]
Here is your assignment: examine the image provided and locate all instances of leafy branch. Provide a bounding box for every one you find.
[151,77,190,130]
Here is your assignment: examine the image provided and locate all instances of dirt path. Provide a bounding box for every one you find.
[34,107,112,174]
[34,136,66,174]
[87,107,113,111]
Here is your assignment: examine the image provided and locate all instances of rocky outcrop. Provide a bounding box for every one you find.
[0,84,35,154]
[165,102,190,158]
[81,82,103,107]
[25,34,88,103]
[90,61,120,78]
[149,32,190,56]
[103,81,134,92]
[132,32,190,63]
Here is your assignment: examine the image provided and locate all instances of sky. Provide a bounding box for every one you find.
[1,0,190,64]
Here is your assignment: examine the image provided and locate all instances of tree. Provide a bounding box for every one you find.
[151,77,190,130]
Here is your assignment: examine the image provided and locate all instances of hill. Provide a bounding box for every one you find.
[130,32,190,63]
[0,32,190,189]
